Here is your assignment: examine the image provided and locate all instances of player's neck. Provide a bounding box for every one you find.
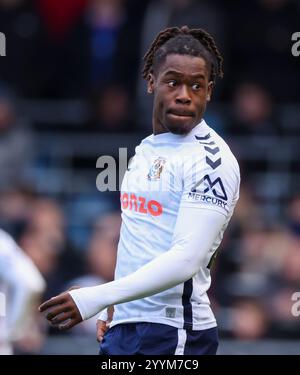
[153,119,204,136]
[153,119,168,135]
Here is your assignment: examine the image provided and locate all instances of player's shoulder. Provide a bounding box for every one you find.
[206,125,240,175]
[133,133,153,154]
[183,120,239,173]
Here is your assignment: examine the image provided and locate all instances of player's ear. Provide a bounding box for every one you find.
[147,73,155,94]
[206,81,213,102]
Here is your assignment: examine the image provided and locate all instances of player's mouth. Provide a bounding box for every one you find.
[167,109,195,119]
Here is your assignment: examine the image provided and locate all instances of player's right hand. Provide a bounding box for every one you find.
[38,286,82,331]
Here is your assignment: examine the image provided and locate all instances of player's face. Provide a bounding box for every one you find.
[149,54,213,135]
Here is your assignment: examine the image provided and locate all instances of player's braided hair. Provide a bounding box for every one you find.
[142,26,223,84]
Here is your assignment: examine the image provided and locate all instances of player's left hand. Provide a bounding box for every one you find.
[97,305,114,342]
[38,287,83,331]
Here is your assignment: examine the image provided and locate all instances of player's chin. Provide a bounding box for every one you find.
[165,117,196,135]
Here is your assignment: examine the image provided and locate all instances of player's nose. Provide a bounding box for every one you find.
[175,85,191,104]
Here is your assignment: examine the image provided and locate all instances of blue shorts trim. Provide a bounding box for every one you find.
[99,323,218,355]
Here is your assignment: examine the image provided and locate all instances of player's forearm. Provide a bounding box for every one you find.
[70,245,199,320]
[69,208,226,320]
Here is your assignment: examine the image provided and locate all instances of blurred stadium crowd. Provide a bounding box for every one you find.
[1,0,300,354]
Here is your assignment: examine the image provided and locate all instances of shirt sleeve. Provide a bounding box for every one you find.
[70,207,228,321]
[179,149,240,216]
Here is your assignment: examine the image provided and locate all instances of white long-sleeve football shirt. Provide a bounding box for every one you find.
[70,119,240,330]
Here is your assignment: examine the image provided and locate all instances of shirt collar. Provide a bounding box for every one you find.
[151,119,209,143]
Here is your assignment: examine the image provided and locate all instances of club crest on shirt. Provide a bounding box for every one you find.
[147,157,166,181]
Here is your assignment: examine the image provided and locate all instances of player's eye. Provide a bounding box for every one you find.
[192,83,201,90]
[167,80,177,87]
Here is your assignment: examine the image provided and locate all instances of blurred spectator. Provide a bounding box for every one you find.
[27,198,65,246]
[0,86,34,189]
[66,211,121,334]
[86,0,126,88]
[89,83,131,131]
[227,82,278,136]
[279,235,300,287]
[19,198,84,301]
[20,225,62,280]
[0,0,43,96]
[228,0,300,102]
[286,195,300,237]
[267,234,300,338]
[32,0,141,98]
[32,0,89,97]
[230,299,269,340]
[216,229,283,302]
[232,186,267,232]
[37,0,88,41]
[0,186,36,239]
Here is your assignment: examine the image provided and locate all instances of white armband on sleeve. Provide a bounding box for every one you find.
[69,206,226,320]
